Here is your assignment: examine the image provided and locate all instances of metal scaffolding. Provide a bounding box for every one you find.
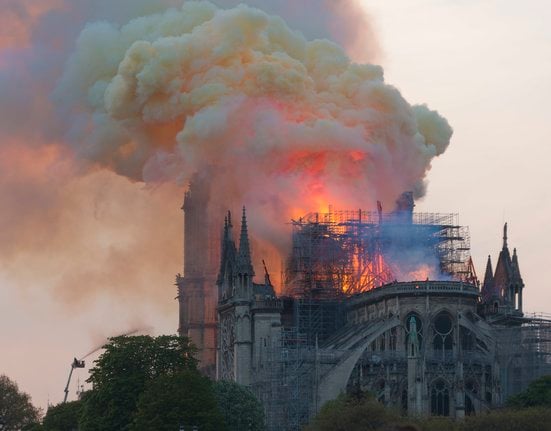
[284,209,474,298]
[251,298,346,431]
[252,328,315,431]
[495,314,551,400]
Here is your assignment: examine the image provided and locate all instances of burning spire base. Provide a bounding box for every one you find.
[284,199,475,298]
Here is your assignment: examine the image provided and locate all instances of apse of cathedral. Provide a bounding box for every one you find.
[176,181,551,431]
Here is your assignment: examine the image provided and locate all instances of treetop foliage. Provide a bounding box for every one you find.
[131,370,224,431]
[214,380,265,431]
[305,391,400,431]
[306,384,551,431]
[506,374,551,409]
[0,374,41,431]
[80,335,199,431]
[87,335,197,389]
[42,400,82,431]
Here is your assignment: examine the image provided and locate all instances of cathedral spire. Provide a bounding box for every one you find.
[503,222,508,250]
[227,210,233,241]
[239,206,254,275]
[511,248,523,283]
[481,255,495,301]
[483,255,494,287]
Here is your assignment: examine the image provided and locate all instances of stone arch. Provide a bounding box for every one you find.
[316,315,401,410]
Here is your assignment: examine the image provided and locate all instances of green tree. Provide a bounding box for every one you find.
[458,407,551,431]
[42,400,82,431]
[305,392,400,431]
[79,335,197,431]
[131,370,224,431]
[506,375,551,409]
[0,375,41,431]
[214,380,265,431]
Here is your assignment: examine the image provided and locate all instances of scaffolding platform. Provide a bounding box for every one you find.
[284,208,474,298]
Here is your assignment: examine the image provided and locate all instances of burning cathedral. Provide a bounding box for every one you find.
[175,178,551,431]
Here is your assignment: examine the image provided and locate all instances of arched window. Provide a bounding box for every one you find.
[430,379,450,416]
[433,312,453,359]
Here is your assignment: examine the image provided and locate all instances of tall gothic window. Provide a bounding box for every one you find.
[433,312,453,359]
[430,379,450,416]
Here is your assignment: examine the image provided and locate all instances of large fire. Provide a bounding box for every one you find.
[341,252,394,295]
[284,205,473,298]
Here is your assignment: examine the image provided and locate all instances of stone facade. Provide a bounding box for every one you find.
[343,281,497,418]
[216,208,282,386]
[176,174,218,377]
[212,213,551,430]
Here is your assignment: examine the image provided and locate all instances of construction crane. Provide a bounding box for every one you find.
[63,358,85,403]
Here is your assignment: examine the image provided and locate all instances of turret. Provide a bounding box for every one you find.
[481,255,495,302]
[481,223,525,319]
[238,207,254,276]
[217,211,238,301]
[511,248,524,312]
[235,207,254,299]
[511,248,523,284]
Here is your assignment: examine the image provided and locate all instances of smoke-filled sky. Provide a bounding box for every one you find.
[0,0,550,411]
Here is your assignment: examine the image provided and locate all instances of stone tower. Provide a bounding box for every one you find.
[481,223,525,317]
[176,173,218,376]
[217,208,254,384]
[216,207,280,385]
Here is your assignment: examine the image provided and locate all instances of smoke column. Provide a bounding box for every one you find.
[55,1,451,255]
[0,0,452,301]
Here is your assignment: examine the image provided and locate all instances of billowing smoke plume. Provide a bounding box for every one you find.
[1,0,403,408]
[0,0,451,302]
[55,1,451,255]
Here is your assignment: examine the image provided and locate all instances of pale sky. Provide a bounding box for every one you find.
[360,0,551,316]
[1,0,550,412]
